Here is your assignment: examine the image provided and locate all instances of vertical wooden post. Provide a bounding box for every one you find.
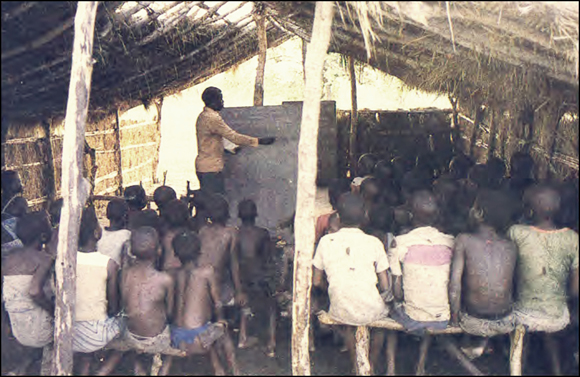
[52,2,98,375]
[152,98,163,185]
[355,326,371,375]
[114,108,123,195]
[510,325,525,376]
[253,13,267,107]
[348,55,358,177]
[302,38,307,83]
[448,96,461,154]
[487,109,497,159]
[469,105,485,158]
[42,119,57,206]
[292,2,334,375]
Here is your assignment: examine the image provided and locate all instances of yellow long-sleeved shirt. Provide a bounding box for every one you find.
[195,107,259,173]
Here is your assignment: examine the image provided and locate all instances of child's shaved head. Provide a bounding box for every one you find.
[360,177,380,201]
[410,190,439,226]
[208,194,229,224]
[238,199,257,220]
[131,226,159,261]
[337,192,366,227]
[124,185,147,211]
[526,184,561,220]
[106,198,129,222]
[79,206,100,247]
[16,211,52,246]
[163,199,189,228]
[173,230,201,264]
[153,186,177,210]
[472,189,515,232]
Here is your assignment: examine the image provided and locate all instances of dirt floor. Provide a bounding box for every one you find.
[2,303,578,376]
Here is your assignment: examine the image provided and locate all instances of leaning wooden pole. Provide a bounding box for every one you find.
[348,55,358,177]
[292,2,334,375]
[52,2,98,375]
[253,13,267,107]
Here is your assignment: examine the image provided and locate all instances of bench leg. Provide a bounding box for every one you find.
[40,343,54,376]
[438,336,483,376]
[509,325,525,376]
[386,330,398,376]
[416,334,431,376]
[150,353,162,376]
[355,326,371,376]
[543,332,562,376]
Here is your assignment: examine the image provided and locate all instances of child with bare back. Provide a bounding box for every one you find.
[235,199,277,356]
[198,195,244,313]
[120,226,175,375]
[171,230,238,375]
[160,199,190,272]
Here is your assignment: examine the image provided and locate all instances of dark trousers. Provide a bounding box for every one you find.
[196,171,226,195]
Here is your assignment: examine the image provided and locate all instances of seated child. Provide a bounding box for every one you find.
[389,190,454,335]
[153,185,177,217]
[315,178,350,244]
[236,199,277,355]
[1,196,28,259]
[198,194,243,310]
[72,206,122,375]
[159,199,190,271]
[449,190,517,358]
[313,193,392,374]
[124,185,148,230]
[351,153,378,194]
[171,230,238,375]
[97,198,131,265]
[121,226,175,375]
[2,211,54,348]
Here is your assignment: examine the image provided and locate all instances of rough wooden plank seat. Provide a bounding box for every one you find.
[103,338,187,357]
[316,311,525,376]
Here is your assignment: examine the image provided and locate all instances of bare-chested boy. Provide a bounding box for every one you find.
[121,226,174,375]
[449,189,518,358]
[153,186,177,217]
[198,195,243,312]
[2,211,54,374]
[171,230,238,375]
[159,199,190,272]
[236,199,277,355]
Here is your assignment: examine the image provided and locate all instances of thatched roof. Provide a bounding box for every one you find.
[2,1,579,124]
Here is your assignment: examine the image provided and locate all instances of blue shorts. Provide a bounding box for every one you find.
[170,323,210,349]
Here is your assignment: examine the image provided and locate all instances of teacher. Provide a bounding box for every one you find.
[195,86,275,194]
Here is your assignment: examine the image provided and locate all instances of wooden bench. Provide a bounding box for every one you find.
[317,311,525,376]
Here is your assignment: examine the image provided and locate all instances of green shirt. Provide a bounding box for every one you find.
[508,225,579,318]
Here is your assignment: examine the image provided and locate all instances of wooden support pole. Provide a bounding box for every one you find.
[547,106,564,181]
[253,13,267,107]
[302,38,307,83]
[348,55,358,178]
[152,98,163,184]
[291,2,334,375]
[52,2,98,375]
[114,108,123,195]
[510,325,525,376]
[448,96,461,154]
[42,120,57,206]
[355,326,371,376]
[487,109,497,159]
[469,105,486,158]
[438,336,484,376]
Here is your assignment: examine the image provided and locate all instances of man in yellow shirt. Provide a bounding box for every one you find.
[195,87,275,194]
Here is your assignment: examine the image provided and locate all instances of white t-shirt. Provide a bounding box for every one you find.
[389,226,454,322]
[312,227,390,326]
[97,229,131,265]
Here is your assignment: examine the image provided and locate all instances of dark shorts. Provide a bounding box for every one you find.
[196,171,225,195]
[390,303,448,336]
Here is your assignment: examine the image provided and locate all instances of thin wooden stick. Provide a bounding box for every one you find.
[348,55,358,178]
[292,2,334,375]
[52,2,99,375]
[439,336,484,376]
[253,13,267,106]
[445,1,457,53]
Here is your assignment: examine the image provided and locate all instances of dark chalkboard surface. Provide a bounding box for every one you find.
[220,101,337,234]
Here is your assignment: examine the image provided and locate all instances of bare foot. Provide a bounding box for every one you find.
[237,336,259,349]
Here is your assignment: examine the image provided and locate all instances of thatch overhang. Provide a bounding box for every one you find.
[2,1,578,127]
[2,1,291,123]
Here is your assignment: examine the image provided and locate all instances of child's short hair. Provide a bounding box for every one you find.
[474,189,515,232]
[16,211,52,245]
[79,206,100,247]
[131,226,159,260]
[129,209,160,231]
[124,185,147,210]
[208,194,229,224]
[357,153,378,177]
[328,178,351,209]
[163,199,189,228]
[337,192,366,227]
[172,230,201,264]
[238,199,257,220]
[153,186,177,209]
[360,177,380,200]
[106,198,129,222]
